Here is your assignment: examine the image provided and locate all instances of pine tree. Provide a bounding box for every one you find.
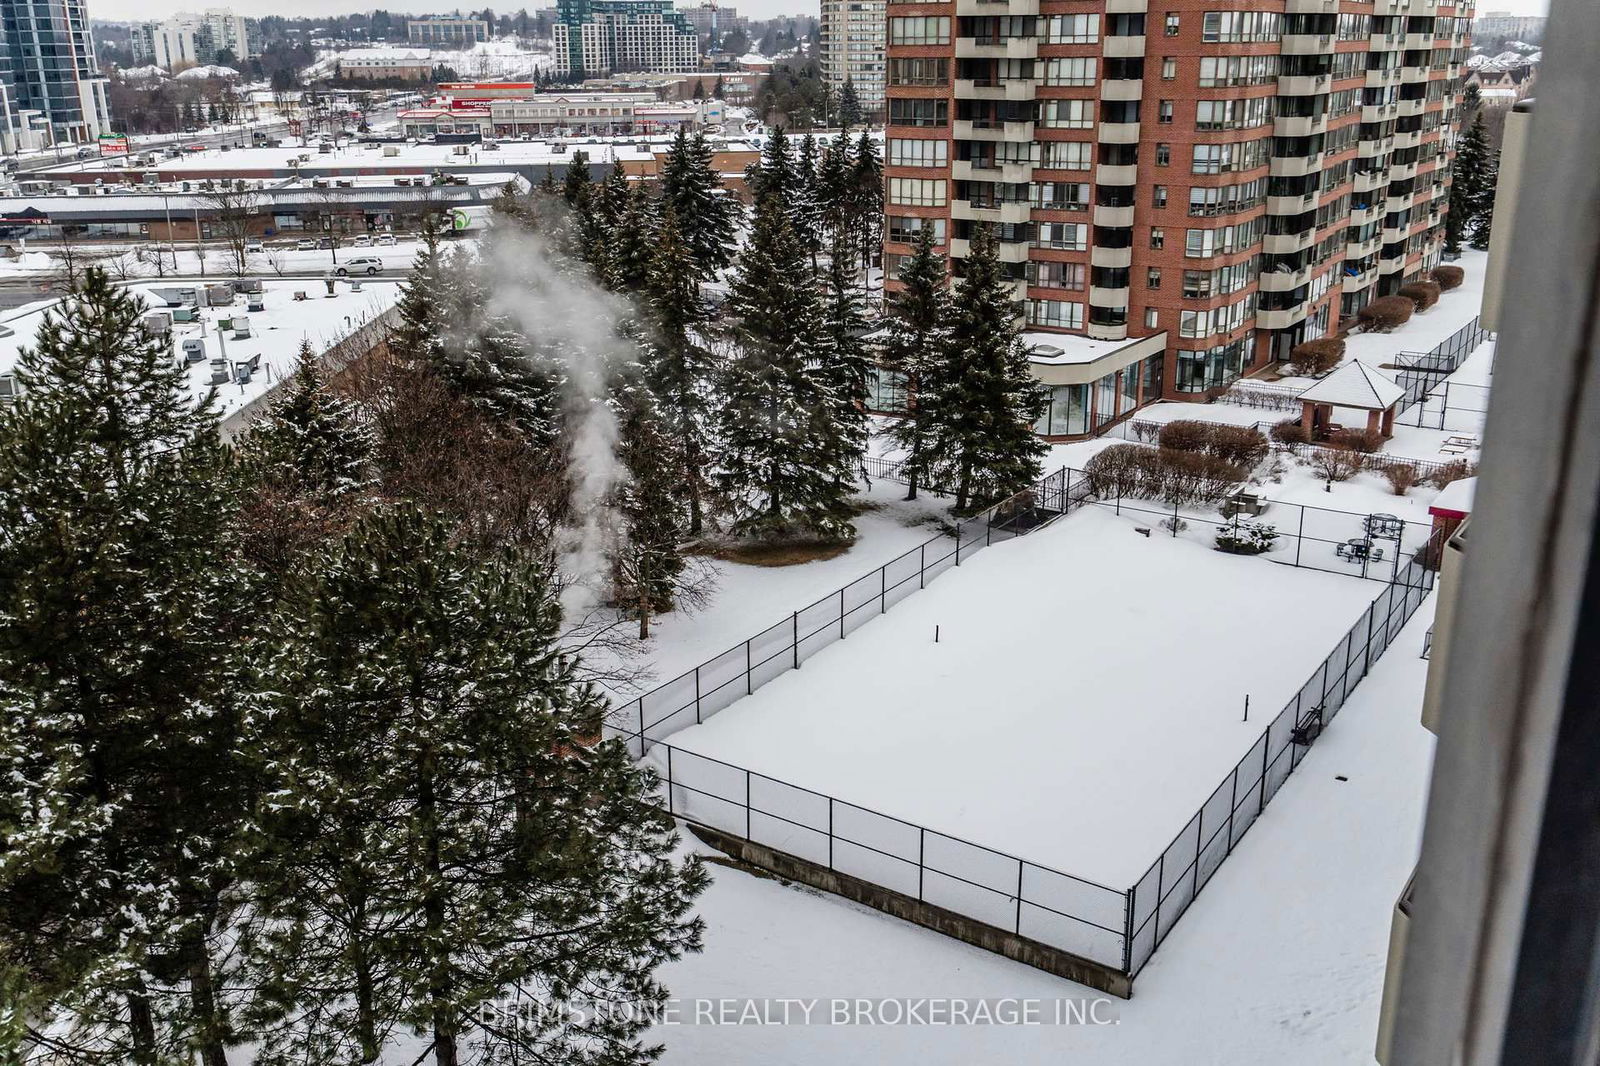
[816,130,853,256]
[791,132,824,271]
[820,245,871,465]
[658,128,738,281]
[714,197,860,539]
[917,226,1047,511]
[1468,145,1500,251]
[562,148,592,208]
[838,77,863,128]
[0,269,254,1066]
[692,77,706,99]
[605,182,658,292]
[1445,111,1491,256]
[744,124,795,209]
[611,383,686,637]
[885,221,949,500]
[712,74,725,98]
[645,207,719,536]
[248,506,704,1066]
[847,132,884,276]
[536,165,560,198]
[597,158,631,229]
[490,178,531,224]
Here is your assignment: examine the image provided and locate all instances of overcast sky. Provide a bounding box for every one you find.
[95,0,1548,28]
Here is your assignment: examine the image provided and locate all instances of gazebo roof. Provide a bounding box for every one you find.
[1299,360,1407,411]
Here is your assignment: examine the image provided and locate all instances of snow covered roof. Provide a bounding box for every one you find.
[1430,476,1477,517]
[118,64,168,80]
[1298,360,1406,410]
[1023,331,1133,366]
[176,65,240,80]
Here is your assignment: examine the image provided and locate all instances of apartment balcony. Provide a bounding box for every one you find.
[1402,31,1433,49]
[1354,168,1390,193]
[1086,319,1130,341]
[1285,0,1337,10]
[1257,304,1309,330]
[953,119,1035,142]
[1263,228,1316,254]
[1095,163,1138,185]
[1398,65,1430,84]
[1347,233,1383,258]
[1089,286,1131,309]
[1358,134,1395,155]
[955,0,1040,14]
[1270,152,1324,177]
[1396,97,1426,117]
[1267,191,1318,214]
[1099,79,1143,101]
[1385,189,1415,211]
[1282,32,1333,53]
[1273,114,1328,138]
[949,236,1032,262]
[1277,73,1330,96]
[1365,67,1401,88]
[1257,264,1312,291]
[1377,253,1407,275]
[1389,159,1418,182]
[952,159,1035,184]
[1369,31,1402,49]
[955,77,1038,102]
[1103,34,1146,58]
[1381,222,1407,243]
[1362,102,1399,122]
[1343,266,1380,292]
[955,36,1039,60]
[1097,120,1140,144]
[1090,244,1132,268]
[1092,204,1135,227]
[1104,0,1149,13]
[1392,128,1422,149]
[951,198,1033,225]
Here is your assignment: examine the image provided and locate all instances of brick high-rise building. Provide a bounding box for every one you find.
[882,0,1472,438]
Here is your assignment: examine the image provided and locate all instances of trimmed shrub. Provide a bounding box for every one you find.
[1208,424,1270,469]
[1162,450,1246,506]
[1215,518,1280,556]
[1270,417,1311,446]
[1431,264,1465,291]
[1429,458,1478,490]
[1083,443,1160,499]
[1307,447,1364,489]
[1399,280,1442,311]
[1157,419,1213,453]
[1358,295,1415,333]
[1287,337,1345,376]
[1381,461,1422,496]
[1327,427,1386,454]
[1083,443,1247,506]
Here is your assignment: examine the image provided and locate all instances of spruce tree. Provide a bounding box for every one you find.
[1445,111,1491,256]
[820,245,871,465]
[1468,145,1500,251]
[714,197,860,539]
[249,506,705,1066]
[562,148,592,208]
[792,132,824,271]
[885,221,949,500]
[744,124,795,209]
[491,178,530,224]
[536,165,560,198]
[816,131,853,257]
[0,269,253,1066]
[611,383,687,637]
[645,206,718,536]
[597,158,631,230]
[917,226,1047,511]
[658,128,738,281]
[605,183,659,292]
[846,132,884,276]
[838,77,863,128]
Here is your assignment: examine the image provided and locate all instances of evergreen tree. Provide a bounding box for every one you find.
[846,132,884,276]
[611,384,686,637]
[597,158,631,229]
[712,74,725,98]
[820,245,871,465]
[713,197,860,539]
[692,77,706,99]
[390,224,445,359]
[838,77,863,128]
[1468,145,1500,251]
[917,226,1047,511]
[1445,111,1491,256]
[562,148,592,208]
[791,132,824,270]
[884,221,949,500]
[490,178,531,224]
[536,165,560,197]
[645,207,718,536]
[248,507,704,1066]
[659,128,738,281]
[744,124,795,209]
[816,130,853,254]
[605,182,658,292]
[0,269,253,1066]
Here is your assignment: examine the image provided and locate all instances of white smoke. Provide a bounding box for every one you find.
[475,222,636,616]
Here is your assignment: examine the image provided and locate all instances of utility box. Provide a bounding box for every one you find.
[204,283,235,306]
[235,277,263,294]
[383,145,399,157]
[209,358,230,384]
[140,312,172,339]
[172,305,199,322]
[180,338,206,362]
[231,315,251,339]
[246,296,265,313]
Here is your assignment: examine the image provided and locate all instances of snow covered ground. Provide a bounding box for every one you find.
[656,506,1380,887]
[649,598,1436,1066]
[0,239,435,281]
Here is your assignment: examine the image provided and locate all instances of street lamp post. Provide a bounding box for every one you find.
[160,193,179,272]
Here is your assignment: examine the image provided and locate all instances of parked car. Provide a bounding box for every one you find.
[351,234,372,247]
[335,256,383,276]
[295,238,316,251]
[375,233,397,246]
[244,240,264,254]
[316,236,335,249]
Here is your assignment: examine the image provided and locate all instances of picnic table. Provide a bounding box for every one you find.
[1336,537,1386,564]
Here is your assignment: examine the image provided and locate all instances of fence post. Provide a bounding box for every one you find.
[918,828,925,901]
[1295,505,1304,568]
[638,701,646,749]
[665,745,673,813]
[828,797,834,869]
[840,587,846,638]
[694,666,701,724]
[955,521,963,565]
[1227,766,1238,851]
[792,612,799,668]
[1122,883,1137,973]
[881,565,887,613]
[1259,722,1271,811]
[745,770,752,839]
[1191,808,1204,897]
[745,639,752,695]
[1015,860,1024,934]
[920,542,926,589]
[1172,500,1180,537]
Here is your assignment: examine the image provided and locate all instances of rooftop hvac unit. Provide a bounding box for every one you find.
[208,358,230,384]
[246,297,264,313]
[181,338,206,362]
[231,316,251,339]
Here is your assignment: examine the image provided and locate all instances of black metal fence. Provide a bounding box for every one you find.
[611,464,1087,756]
[1392,315,1493,416]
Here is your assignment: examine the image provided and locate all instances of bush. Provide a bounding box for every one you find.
[1327,427,1386,454]
[1307,447,1365,489]
[1083,444,1246,506]
[1270,418,1311,446]
[1398,280,1442,311]
[1381,461,1422,496]
[1431,264,1465,291]
[1083,443,1161,499]
[1215,518,1280,556]
[1162,450,1246,506]
[1157,420,1213,453]
[1209,424,1270,469]
[1287,337,1345,376]
[1429,458,1478,489]
[1358,295,1415,333]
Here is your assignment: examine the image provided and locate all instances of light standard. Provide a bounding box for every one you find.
[160,192,179,272]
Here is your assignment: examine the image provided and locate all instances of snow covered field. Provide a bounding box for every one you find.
[648,600,1437,1066]
[656,506,1380,888]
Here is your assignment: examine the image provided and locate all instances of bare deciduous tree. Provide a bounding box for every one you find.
[201,182,265,277]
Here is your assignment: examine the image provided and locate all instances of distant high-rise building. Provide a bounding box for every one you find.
[1471,11,1546,40]
[131,9,260,69]
[681,3,744,42]
[0,0,110,148]
[204,7,260,60]
[407,16,491,46]
[820,0,886,116]
[553,0,700,77]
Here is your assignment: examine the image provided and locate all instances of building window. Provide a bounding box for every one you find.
[888,98,948,128]
[888,57,949,87]
[1039,140,1093,170]
[1043,57,1097,86]
[1147,267,1161,288]
[1033,383,1090,436]
[1161,56,1176,79]
[1145,307,1160,329]
[1028,299,1085,329]
[888,177,947,206]
[1156,143,1171,166]
[1150,227,1165,249]
[889,16,950,44]
[887,215,946,243]
[1200,10,1282,42]
[1035,221,1088,250]
[1164,12,1180,35]
[1028,260,1086,289]
[1152,185,1168,208]
[1046,13,1100,43]
[1158,99,1174,123]
[1039,99,1093,129]
[889,138,948,167]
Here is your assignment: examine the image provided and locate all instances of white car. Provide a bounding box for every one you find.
[295,238,316,251]
[334,257,383,276]
[375,234,397,246]
[351,234,373,247]
[244,240,264,254]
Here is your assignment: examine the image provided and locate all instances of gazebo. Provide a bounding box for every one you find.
[1298,361,1407,438]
